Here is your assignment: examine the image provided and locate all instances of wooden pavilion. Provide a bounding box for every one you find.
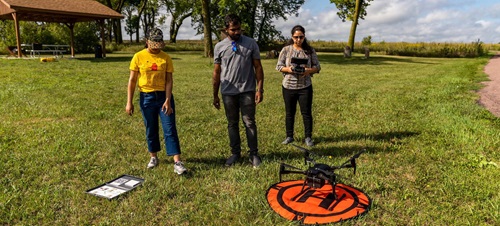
[0,0,124,58]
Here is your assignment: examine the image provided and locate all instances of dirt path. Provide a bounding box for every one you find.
[478,53,500,117]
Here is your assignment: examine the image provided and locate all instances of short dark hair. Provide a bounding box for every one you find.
[224,14,241,28]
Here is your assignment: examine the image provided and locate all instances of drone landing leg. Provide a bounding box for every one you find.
[328,194,346,211]
[291,181,311,201]
[331,183,337,200]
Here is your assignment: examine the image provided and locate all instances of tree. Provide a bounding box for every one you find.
[141,0,161,36]
[200,0,213,57]
[0,20,16,46]
[330,0,373,52]
[254,0,303,48]
[129,0,148,43]
[124,10,139,42]
[191,0,304,48]
[99,0,126,43]
[163,0,194,43]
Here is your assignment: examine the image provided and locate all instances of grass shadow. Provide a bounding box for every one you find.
[319,131,420,143]
[264,131,419,163]
[187,155,227,167]
[318,54,439,66]
[74,56,133,63]
[74,56,186,63]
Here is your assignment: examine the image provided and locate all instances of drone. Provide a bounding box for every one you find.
[279,144,365,202]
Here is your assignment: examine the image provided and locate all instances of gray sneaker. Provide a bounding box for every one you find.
[174,161,187,175]
[282,137,294,145]
[305,137,314,147]
[147,157,158,169]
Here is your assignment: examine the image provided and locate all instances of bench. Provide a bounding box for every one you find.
[28,44,69,58]
[6,46,27,58]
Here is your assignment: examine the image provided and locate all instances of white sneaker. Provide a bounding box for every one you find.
[147,157,158,169]
[174,161,187,175]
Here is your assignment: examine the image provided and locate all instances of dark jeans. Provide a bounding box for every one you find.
[282,85,313,138]
[139,92,181,156]
[222,92,258,155]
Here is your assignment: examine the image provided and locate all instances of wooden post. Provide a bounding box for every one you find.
[65,23,76,58]
[12,12,22,58]
[99,19,106,58]
[364,47,370,59]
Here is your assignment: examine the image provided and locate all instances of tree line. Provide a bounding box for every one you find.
[0,0,372,56]
[101,0,307,57]
[99,0,373,57]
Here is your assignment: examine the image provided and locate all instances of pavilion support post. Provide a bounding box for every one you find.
[12,12,22,58]
[68,23,75,57]
[99,19,106,58]
[64,22,76,58]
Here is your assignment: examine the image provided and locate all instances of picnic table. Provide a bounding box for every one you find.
[6,46,26,57]
[21,44,69,58]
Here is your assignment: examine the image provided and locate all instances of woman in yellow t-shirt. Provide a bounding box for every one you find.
[126,28,187,174]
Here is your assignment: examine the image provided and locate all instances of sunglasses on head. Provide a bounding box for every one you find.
[231,41,237,52]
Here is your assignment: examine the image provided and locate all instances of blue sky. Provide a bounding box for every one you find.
[171,0,500,43]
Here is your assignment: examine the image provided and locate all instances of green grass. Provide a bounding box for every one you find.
[1,52,499,225]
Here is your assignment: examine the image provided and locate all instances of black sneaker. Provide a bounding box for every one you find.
[249,154,262,168]
[225,153,241,166]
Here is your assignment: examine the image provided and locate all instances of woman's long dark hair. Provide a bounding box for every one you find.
[286,25,313,54]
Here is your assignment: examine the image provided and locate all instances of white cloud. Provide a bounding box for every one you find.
[167,0,500,43]
[285,0,500,43]
[365,0,418,25]
[475,20,492,28]
[416,10,461,24]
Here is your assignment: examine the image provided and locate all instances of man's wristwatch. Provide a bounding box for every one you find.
[257,88,264,93]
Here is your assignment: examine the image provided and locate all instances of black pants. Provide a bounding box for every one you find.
[282,85,313,138]
[222,92,258,154]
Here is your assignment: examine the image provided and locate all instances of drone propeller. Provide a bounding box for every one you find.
[280,162,304,171]
[291,144,317,165]
[279,163,307,181]
[338,149,366,174]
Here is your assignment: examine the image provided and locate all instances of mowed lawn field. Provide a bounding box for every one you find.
[1,52,499,225]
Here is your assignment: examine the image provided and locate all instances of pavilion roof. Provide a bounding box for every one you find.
[0,0,123,23]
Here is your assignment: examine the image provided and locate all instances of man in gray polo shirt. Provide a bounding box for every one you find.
[212,14,264,168]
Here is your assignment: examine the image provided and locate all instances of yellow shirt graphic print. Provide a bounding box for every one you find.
[129,49,174,93]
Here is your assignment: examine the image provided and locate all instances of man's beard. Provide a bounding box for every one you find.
[229,34,240,40]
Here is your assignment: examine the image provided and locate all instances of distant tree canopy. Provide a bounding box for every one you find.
[1,0,308,53]
[163,0,194,43]
[0,21,99,53]
[191,0,304,48]
[330,0,373,22]
[96,0,305,48]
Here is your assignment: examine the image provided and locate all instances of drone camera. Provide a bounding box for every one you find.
[306,175,325,188]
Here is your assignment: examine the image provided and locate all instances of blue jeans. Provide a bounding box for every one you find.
[139,92,181,156]
[222,92,258,155]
